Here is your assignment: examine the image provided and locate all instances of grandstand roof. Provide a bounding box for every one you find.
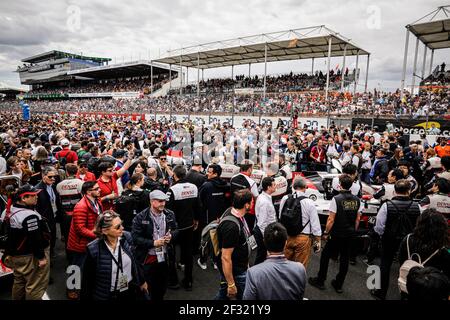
[154,26,370,69]
[408,6,450,50]
[0,82,28,94]
[21,50,111,64]
[67,60,178,79]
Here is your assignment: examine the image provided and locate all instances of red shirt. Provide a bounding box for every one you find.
[97,172,119,211]
[56,147,78,164]
[76,171,96,182]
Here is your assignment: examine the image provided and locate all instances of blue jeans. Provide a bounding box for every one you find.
[215,271,247,300]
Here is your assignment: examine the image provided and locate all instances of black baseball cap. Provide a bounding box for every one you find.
[17,184,41,198]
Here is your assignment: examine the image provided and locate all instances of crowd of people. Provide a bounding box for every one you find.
[0,110,448,301]
[25,74,172,96]
[180,70,351,94]
[1,85,449,118]
[422,62,450,87]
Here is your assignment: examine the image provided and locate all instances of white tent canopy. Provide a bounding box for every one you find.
[154,25,370,103]
[400,6,450,97]
[155,26,369,69]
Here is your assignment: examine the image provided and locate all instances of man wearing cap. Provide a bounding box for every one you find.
[55,138,78,166]
[3,184,50,300]
[132,190,178,300]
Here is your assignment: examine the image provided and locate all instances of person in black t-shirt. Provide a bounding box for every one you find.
[216,189,253,300]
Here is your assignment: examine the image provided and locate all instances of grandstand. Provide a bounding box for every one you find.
[4,19,446,122]
[18,51,180,99]
[155,25,370,101]
[400,6,450,97]
[0,82,27,99]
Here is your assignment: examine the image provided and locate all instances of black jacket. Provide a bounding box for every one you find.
[35,181,62,224]
[131,208,178,265]
[185,169,207,190]
[6,204,50,259]
[372,157,389,184]
[199,178,231,224]
[143,178,166,193]
[115,189,150,231]
[81,231,145,300]
[166,179,201,229]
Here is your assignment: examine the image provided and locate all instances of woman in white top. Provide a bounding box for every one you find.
[81,211,148,300]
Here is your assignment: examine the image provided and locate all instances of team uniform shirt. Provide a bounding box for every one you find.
[166,181,199,230]
[56,178,84,215]
[419,193,450,215]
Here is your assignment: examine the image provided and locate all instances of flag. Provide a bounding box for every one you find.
[335,64,340,71]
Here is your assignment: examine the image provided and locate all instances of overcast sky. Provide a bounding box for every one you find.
[0,0,448,91]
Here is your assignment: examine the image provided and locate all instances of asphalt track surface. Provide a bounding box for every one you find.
[0,226,401,301]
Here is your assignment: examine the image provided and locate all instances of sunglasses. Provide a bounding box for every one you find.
[113,223,123,230]
[160,158,167,161]
[47,175,57,179]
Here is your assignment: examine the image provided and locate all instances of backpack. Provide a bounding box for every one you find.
[115,190,148,231]
[208,214,241,257]
[0,208,25,251]
[353,153,363,172]
[279,194,309,237]
[58,155,68,170]
[398,234,442,294]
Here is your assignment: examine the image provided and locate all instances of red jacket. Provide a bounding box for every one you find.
[310,146,326,163]
[76,171,96,182]
[67,196,103,253]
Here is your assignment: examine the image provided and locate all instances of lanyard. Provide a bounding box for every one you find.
[109,244,123,272]
[231,209,250,237]
[88,198,101,215]
[108,244,123,292]
[150,211,166,241]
